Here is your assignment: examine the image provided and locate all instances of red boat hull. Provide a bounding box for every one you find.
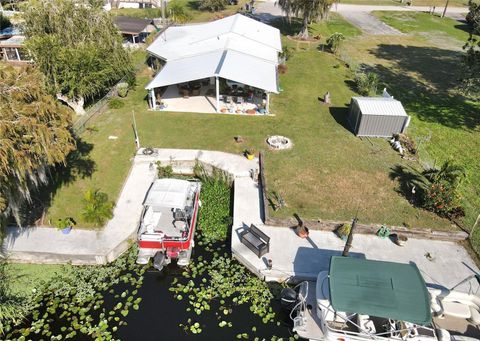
[137,189,200,255]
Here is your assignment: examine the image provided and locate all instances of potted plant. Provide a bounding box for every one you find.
[55,217,76,234]
[335,223,351,241]
[245,148,255,160]
[295,221,309,238]
[390,233,408,246]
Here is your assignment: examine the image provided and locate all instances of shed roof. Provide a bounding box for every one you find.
[329,256,432,325]
[143,179,191,209]
[114,16,153,35]
[352,97,407,117]
[145,14,281,93]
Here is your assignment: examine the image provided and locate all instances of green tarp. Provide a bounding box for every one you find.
[329,256,432,325]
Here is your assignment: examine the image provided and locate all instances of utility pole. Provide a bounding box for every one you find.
[442,0,450,18]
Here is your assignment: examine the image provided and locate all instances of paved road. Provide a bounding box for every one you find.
[255,1,467,34]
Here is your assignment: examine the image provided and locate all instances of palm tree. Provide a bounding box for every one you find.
[422,160,466,189]
[278,0,333,39]
[81,189,114,227]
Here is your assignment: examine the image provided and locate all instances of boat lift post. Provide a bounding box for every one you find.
[342,216,358,257]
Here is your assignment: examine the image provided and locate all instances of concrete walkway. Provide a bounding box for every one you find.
[2,148,259,264]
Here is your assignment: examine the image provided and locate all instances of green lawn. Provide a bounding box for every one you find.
[373,11,474,46]
[6,263,65,295]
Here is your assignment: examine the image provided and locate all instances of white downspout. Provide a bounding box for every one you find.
[215,76,220,113]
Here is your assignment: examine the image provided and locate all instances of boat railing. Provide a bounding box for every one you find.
[316,300,436,341]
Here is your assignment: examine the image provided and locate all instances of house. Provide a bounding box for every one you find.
[0,35,30,65]
[113,16,156,44]
[348,96,410,137]
[145,14,282,115]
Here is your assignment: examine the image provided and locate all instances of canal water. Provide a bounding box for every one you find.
[117,243,298,340]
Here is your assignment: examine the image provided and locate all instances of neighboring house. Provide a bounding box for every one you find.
[145,14,282,115]
[348,96,410,137]
[0,35,30,65]
[113,16,156,44]
[104,0,160,10]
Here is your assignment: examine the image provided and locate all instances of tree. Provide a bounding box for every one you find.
[22,0,134,115]
[466,0,480,34]
[0,65,76,224]
[168,2,193,23]
[326,32,345,54]
[82,189,114,226]
[460,36,480,99]
[278,0,333,38]
[354,70,380,96]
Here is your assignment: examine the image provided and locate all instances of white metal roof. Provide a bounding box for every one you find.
[147,14,281,62]
[145,14,281,93]
[352,97,408,117]
[145,49,278,93]
[143,178,191,209]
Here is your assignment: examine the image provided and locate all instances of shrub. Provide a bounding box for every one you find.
[108,97,124,109]
[422,182,465,219]
[279,46,293,63]
[116,82,129,98]
[82,189,114,227]
[326,32,345,55]
[354,71,380,96]
[199,0,227,11]
[156,161,174,178]
[196,167,232,242]
[466,0,480,34]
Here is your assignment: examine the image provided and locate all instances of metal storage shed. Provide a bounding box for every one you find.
[348,97,410,137]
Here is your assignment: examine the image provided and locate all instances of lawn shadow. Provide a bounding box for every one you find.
[329,106,354,135]
[20,138,96,226]
[270,17,303,36]
[186,0,200,10]
[369,44,480,130]
[388,164,425,208]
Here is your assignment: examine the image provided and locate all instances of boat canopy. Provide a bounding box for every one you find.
[328,256,432,325]
[143,179,191,209]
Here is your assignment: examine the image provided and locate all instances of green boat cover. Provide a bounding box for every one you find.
[329,256,432,325]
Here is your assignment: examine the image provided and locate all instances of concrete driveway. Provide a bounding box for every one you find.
[339,10,404,35]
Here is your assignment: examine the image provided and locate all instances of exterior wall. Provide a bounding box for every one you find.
[357,114,408,138]
[348,99,362,134]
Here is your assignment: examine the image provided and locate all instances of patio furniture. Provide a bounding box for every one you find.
[226,96,233,104]
[191,87,201,96]
[180,87,190,98]
[240,224,270,258]
[236,97,244,104]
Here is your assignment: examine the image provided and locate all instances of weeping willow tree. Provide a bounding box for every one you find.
[22,0,134,115]
[0,65,76,225]
[279,0,334,39]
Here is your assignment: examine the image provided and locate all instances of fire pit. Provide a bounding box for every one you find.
[266,136,293,150]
